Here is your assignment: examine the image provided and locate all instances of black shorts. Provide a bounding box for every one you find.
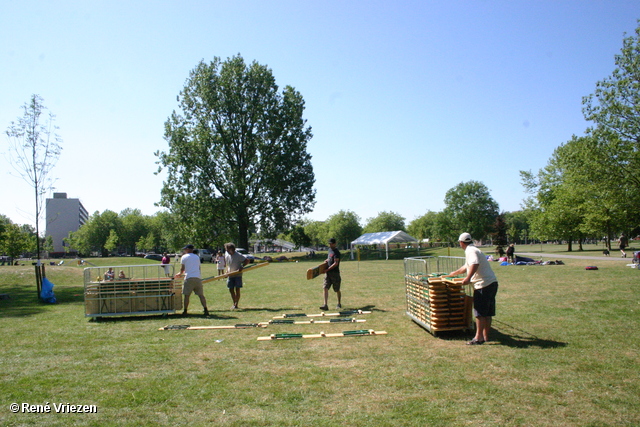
[323,271,341,292]
[473,282,498,317]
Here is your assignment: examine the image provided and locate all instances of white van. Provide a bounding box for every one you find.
[194,249,213,263]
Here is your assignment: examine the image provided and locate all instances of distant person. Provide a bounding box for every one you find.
[506,243,515,264]
[619,233,629,258]
[224,243,249,309]
[495,246,505,258]
[320,238,342,311]
[216,251,226,276]
[118,270,126,279]
[445,233,499,345]
[161,252,171,277]
[175,244,209,317]
[103,268,115,281]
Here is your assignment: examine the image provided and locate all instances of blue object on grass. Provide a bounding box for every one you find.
[40,277,57,303]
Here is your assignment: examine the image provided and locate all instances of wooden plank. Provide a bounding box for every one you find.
[197,262,269,284]
[306,262,327,280]
[159,323,266,330]
[258,329,387,341]
[273,310,372,319]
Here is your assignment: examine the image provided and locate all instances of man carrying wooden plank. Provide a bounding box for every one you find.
[224,242,250,310]
[320,238,342,311]
[175,244,209,317]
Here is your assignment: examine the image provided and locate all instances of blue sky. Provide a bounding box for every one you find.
[1,1,638,231]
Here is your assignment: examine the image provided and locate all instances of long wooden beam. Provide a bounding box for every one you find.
[159,323,266,330]
[174,262,269,284]
[258,329,387,340]
[159,317,366,331]
[274,309,371,319]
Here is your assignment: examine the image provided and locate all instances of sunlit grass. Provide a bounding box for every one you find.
[0,253,638,426]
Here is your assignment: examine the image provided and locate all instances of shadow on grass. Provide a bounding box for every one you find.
[491,319,568,349]
[0,282,86,318]
[228,307,301,313]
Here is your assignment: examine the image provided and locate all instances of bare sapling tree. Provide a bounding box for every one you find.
[5,94,62,294]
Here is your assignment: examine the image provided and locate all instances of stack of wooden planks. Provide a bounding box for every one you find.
[405,275,473,334]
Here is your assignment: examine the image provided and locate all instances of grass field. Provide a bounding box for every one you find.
[0,245,638,426]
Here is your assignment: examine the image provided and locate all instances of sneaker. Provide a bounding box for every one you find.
[336,304,342,309]
[182,310,188,316]
[466,338,485,345]
[204,309,210,317]
[319,305,329,311]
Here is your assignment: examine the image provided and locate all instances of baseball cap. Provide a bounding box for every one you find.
[458,233,473,243]
[182,244,195,250]
[328,238,337,244]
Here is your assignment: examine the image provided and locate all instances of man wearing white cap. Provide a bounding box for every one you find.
[446,232,498,345]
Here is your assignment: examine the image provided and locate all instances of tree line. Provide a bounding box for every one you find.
[520,22,640,250]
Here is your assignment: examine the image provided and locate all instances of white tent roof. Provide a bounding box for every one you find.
[351,231,418,246]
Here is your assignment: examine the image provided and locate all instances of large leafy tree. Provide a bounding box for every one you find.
[156,55,316,249]
[0,223,30,260]
[407,211,438,243]
[443,181,499,241]
[580,22,640,235]
[325,210,362,249]
[363,211,406,233]
[303,220,327,249]
[119,208,149,255]
[66,210,121,256]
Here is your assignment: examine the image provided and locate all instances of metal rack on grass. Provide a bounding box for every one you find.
[84,264,182,318]
[404,256,474,335]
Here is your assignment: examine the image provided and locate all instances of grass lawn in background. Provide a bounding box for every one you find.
[0,246,638,426]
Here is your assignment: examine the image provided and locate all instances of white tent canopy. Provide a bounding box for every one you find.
[350,231,419,260]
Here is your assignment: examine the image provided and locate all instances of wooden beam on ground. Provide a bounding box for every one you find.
[269,318,366,325]
[258,329,387,341]
[159,318,366,331]
[159,323,266,331]
[273,310,372,319]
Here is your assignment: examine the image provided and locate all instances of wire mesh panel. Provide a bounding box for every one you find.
[404,256,473,335]
[84,264,182,318]
[436,256,466,275]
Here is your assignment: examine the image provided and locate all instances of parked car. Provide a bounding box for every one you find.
[235,248,257,261]
[194,249,213,263]
[144,254,163,261]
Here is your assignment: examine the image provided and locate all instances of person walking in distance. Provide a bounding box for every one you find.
[175,245,209,317]
[320,238,342,311]
[446,233,499,345]
[619,233,629,258]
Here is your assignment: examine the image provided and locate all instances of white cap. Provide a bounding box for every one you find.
[458,232,473,243]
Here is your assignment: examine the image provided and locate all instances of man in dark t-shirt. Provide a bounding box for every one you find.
[320,238,342,310]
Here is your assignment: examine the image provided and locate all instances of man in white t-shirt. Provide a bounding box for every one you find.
[447,232,499,345]
[175,244,209,316]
